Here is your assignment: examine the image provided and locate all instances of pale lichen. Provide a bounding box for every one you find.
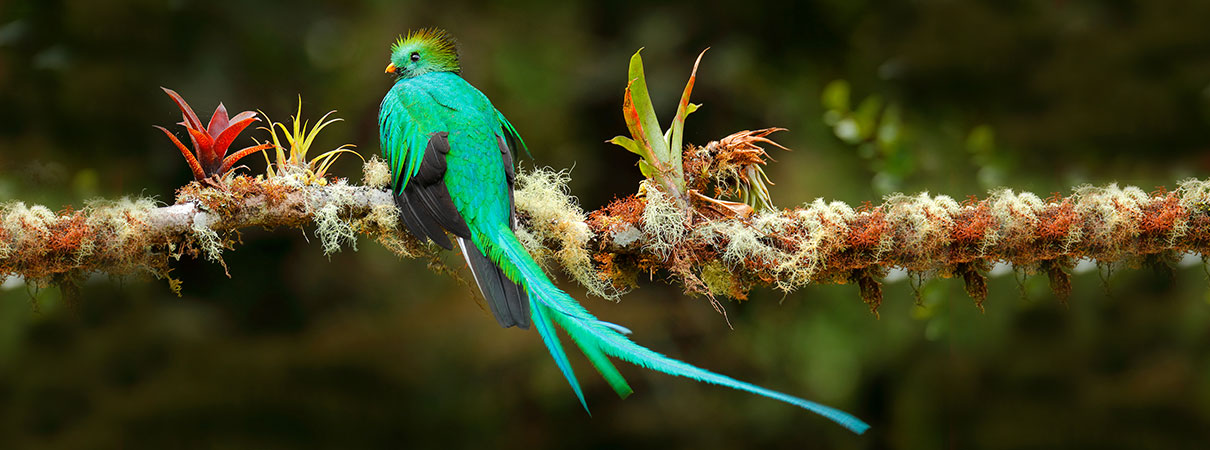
[4,159,1209,312]
[80,197,158,265]
[690,199,856,293]
[1172,178,1210,246]
[362,202,418,258]
[514,167,620,300]
[787,200,855,288]
[314,203,356,255]
[514,226,549,269]
[883,192,959,268]
[1176,178,1210,210]
[362,156,393,189]
[1071,184,1147,258]
[190,212,225,263]
[306,179,365,255]
[611,224,642,247]
[640,180,689,259]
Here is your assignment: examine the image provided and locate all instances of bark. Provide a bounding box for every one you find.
[3,139,1209,311]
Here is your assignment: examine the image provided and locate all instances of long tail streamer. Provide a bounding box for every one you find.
[488,228,870,435]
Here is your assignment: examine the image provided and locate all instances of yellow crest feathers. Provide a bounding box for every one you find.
[393,28,458,57]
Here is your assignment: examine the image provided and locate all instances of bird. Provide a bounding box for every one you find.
[378,28,869,434]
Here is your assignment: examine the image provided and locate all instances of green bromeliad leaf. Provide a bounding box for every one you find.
[607,135,643,157]
[609,48,711,197]
[667,48,707,184]
[624,49,671,166]
[637,159,656,178]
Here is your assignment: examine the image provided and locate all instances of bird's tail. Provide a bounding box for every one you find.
[485,227,870,434]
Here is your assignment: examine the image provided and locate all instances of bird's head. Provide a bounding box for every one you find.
[385,28,460,79]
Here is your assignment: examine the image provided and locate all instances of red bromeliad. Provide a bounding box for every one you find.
[155,87,273,180]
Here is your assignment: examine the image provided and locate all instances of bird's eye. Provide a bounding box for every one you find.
[410,52,420,62]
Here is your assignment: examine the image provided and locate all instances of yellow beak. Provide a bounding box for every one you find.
[385,63,397,74]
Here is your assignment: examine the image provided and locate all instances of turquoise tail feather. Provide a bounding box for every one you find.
[530,296,589,412]
[487,228,870,434]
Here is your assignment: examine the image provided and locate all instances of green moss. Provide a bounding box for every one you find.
[699,259,738,298]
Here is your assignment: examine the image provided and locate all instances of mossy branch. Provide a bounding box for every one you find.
[0,162,414,291]
[3,137,1210,312]
[589,176,1210,313]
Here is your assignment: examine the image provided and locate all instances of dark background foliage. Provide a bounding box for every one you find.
[2,0,1210,448]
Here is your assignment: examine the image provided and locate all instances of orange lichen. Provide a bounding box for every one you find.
[949,196,993,261]
[1138,189,1182,248]
[587,195,645,247]
[0,198,164,286]
[1035,195,1075,245]
[847,208,889,250]
[8,134,1210,314]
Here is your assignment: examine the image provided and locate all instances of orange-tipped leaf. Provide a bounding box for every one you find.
[668,48,708,180]
[218,142,275,175]
[154,125,207,180]
[621,81,653,160]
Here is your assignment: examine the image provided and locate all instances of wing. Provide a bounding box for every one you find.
[381,87,530,328]
[380,84,469,248]
[380,88,428,194]
[395,132,530,329]
[392,132,469,249]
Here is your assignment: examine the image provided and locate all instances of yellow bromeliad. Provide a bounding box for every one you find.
[260,98,362,185]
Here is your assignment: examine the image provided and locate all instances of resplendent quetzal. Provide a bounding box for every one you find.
[379,28,869,434]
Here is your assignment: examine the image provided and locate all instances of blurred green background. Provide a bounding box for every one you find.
[3,0,1210,448]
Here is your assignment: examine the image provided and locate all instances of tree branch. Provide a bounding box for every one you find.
[4,134,1210,311]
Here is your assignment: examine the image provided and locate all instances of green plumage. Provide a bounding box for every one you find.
[379,28,869,434]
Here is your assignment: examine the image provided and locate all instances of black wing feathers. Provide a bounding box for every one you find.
[394,131,529,329]
[393,132,469,250]
[396,192,449,248]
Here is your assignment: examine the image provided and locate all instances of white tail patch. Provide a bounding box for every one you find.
[457,237,490,302]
